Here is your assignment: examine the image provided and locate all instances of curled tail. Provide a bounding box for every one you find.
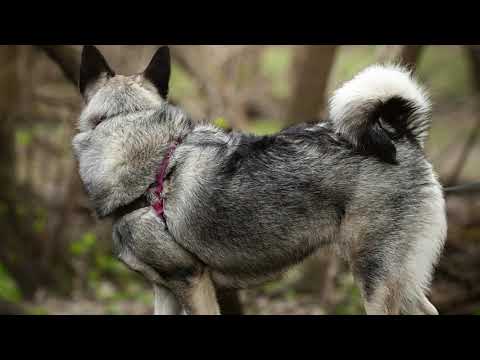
[328,64,432,164]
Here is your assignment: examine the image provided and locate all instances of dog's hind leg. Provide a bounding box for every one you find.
[350,235,402,315]
[353,230,444,316]
[418,296,439,315]
[353,243,441,316]
[401,292,439,315]
[360,278,403,315]
[350,184,446,315]
[398,189,446,315]
[153,284,183,315]
[169,270,221,315]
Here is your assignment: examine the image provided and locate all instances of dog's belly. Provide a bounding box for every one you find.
[211,269,286,289]
[169,211,339,282]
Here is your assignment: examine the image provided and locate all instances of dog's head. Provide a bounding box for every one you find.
[77,45,171,132]
[73,46,178,219]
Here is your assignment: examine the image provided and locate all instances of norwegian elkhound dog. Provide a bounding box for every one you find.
[72,45,447,315]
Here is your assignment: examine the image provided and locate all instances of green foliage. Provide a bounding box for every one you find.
[249,119,283,136]
[105,303,123,315]
[95,254,129,278]
[213,117,230,130]
[333,274,365,315]
[0,263,22,303]
[333,286,364,315]
[16,129,33,147]
[261,280,287,296]
[27,306,49,315]
[15,204,27,218]
[32,207,47,234]
[70,232,97,256]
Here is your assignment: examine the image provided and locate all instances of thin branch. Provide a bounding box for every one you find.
[447,116,480,186]
[36,45,82,87]
[445,182,480,196]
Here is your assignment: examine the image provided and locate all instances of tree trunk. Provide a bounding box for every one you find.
[286,45,337,124]
[376,45,424,70]
[466,45,480,93]
[285,46,338,307]
[37,45,82,86]
[0,46,44,298]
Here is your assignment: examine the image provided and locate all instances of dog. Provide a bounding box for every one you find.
[72,45,447,315]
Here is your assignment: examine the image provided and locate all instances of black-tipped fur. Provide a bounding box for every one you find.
[79,45,115,98]
[143,46,171,99]
[353,97,428,164]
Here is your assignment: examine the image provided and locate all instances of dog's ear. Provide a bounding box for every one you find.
[143,46,171,99]
[79,45,115,99]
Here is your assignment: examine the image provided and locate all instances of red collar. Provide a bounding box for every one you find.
[152,139,181,221]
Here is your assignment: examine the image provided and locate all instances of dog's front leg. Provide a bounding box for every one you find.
[113,208,218,315]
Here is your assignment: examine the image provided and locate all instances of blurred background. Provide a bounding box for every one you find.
[0,45,479,315]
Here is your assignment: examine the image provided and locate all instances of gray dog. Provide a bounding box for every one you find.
[72,45,447,315]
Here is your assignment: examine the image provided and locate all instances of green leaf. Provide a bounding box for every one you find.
[28,306,49,315]
[249,119,283,136]
[16,130,33,147]
[32,207,48,233]
[0,263,22,302]
[33,218,46,233]
[70,232,97,256]
[213,117,230,130]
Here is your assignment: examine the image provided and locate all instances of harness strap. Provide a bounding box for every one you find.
[151,139,181,222]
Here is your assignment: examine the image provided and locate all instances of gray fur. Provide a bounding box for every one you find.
[73,47,447,315]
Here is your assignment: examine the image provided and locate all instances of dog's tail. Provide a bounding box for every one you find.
[328,64,432,164]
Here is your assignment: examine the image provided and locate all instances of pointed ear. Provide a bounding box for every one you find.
[79,45,115,98]
[143,46,171,99]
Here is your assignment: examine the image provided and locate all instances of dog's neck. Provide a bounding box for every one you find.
[156,102,197,144]
[110,103,195,221]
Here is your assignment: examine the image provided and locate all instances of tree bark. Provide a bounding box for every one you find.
[286,45,337,124]
[466,45,480,94]
[0,46,45,298]
[36,45,82,87]
[285,46,339,307]
[376,45,424,70]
